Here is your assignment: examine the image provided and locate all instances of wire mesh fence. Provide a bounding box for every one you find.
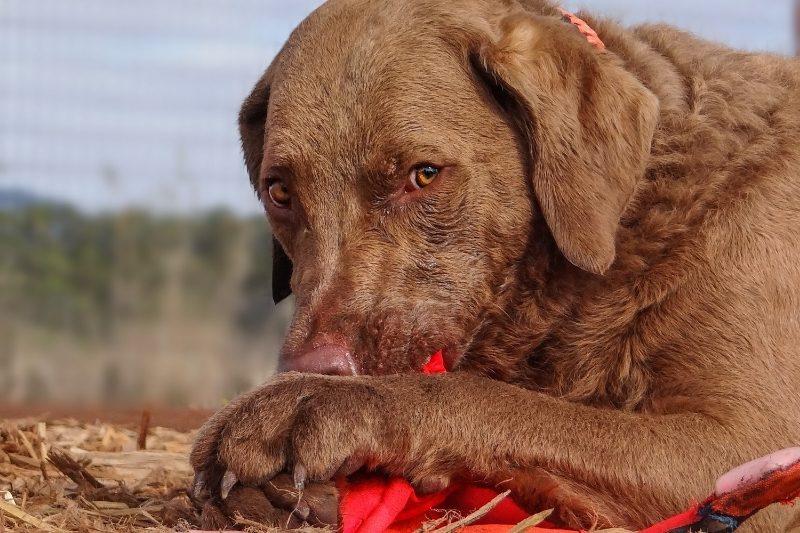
[0,0,796,407]
[0,1,321,406]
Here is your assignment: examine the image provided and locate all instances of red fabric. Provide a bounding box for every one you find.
[639,505,703,533]
[338,476,556,533]
[420,350,447,374]
[641,455,800,533]
[709,459,800,516]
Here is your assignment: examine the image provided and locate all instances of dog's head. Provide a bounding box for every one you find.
[240,0,659,375]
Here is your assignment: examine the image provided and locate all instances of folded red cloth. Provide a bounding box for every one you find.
[336,352,800,533]
[338,476,539,533]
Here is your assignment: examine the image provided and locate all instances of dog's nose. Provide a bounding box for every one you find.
[280,344,358,376]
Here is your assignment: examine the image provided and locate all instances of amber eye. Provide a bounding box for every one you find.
[408,165,440,191]
[267,179,291,208]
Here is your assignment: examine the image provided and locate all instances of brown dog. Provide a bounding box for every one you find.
[191,0,800,530]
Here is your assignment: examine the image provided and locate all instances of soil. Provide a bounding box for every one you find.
[0,405,213,432]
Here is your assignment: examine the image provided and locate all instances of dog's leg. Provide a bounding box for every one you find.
[393,375,784,530]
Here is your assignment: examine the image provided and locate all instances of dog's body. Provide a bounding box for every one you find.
[192,1,800,530]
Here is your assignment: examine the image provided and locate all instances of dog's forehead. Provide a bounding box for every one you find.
[263,2,474,181]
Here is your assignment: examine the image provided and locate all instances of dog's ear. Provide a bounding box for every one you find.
[272,238,293,304]
[239,70,294,303]
[471,13,659,274]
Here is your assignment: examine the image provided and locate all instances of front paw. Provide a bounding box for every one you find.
[190,373,455,507]
[190,373,385,487]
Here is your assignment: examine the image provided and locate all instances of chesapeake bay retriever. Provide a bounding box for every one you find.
[190,0,800,530]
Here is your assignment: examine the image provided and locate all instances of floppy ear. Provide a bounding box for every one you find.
[473,13,659,274]
[239,71,294,303]
[272,238,293,304]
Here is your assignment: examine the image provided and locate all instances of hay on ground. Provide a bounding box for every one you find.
[0,417,198,532]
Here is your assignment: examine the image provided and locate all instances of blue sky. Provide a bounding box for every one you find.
[0,0,795,214]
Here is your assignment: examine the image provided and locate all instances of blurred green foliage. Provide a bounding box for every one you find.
[0,205,276,340]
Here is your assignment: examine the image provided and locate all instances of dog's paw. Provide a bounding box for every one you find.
[190,372,456,510]
[190,373,389,485]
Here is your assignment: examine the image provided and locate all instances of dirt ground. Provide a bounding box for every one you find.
[0,405,214,432]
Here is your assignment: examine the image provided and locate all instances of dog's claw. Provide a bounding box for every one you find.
[292,498,311,521]
[293,463,307,491]
[220,470,238,500]
[191,472,206,499]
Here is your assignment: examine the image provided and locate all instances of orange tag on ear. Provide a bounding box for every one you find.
[558,8,606,51]
[422,351,447,374]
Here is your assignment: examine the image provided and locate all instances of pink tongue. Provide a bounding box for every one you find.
[714,447,800,496]
[422,351,447,374]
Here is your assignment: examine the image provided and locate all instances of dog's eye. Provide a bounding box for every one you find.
[267,178,291,208]
[408,165,440,191]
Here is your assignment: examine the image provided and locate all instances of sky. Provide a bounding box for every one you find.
[0,0,795,214]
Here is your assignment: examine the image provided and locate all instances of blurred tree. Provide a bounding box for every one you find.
[237,221,276,336]
[23,367,51,404]
[1,207,281,335]
[0,204,287,404]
